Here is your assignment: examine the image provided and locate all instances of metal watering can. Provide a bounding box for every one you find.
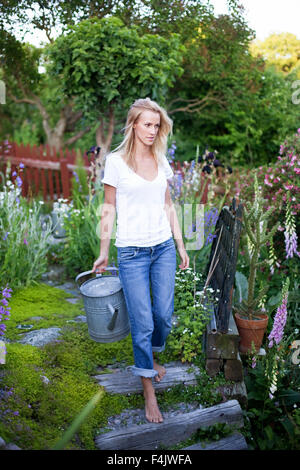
[75,267,130,343]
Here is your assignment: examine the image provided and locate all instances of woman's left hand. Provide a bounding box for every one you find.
[177,245,189,270]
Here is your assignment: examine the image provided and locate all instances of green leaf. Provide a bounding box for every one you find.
[279,390,300,406]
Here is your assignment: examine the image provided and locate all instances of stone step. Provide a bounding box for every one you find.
[95,399,244,450]
[93,362,200,395]
[183,431,248,450]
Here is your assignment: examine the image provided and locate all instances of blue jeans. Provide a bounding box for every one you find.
[117,237,177,379]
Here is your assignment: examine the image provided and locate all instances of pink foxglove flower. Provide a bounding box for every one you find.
[284,192,300,259]
[268,278,289,348]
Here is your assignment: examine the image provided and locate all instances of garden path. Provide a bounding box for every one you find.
[43,268,248,450]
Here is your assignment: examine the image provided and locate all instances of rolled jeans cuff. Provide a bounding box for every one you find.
[152,343,166,353]
[130,366,158,378]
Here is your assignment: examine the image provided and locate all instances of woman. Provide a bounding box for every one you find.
[92,98,189,424]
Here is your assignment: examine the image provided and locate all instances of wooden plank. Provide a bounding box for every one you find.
[183,432,248,450]
[48,169,54,200]
[95,399,244,450]
[93,363,200,395]
[60,160,70,199]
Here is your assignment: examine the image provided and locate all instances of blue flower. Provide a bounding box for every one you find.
[73,171,79,183]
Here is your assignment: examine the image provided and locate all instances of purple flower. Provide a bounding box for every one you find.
[12,171,17,177]
[16,176,22,187]
[73,171,79,183]
[268,279,289,348]
[202,164,212,174]
[19,162,24,169]
[284,194,300,259]
[2,287,12,299]
[2,232,9,241]
[174,172,183,198]
[213,159,223,168]
[23,238,28,245]
[204,208,219,245]
[0,285,12,336]
[284,230,300,259]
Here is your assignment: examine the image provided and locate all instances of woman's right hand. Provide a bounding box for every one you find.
[92,254,108,274]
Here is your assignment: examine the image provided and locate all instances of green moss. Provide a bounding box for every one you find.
[5,282,84,340]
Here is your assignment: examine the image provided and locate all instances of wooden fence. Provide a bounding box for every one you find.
[0,141,92,201]
[0,141,209,203]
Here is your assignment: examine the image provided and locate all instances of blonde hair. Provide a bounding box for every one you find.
[112,97,173,172]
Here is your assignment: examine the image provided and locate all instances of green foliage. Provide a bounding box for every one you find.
[168,422,234,450]
[12,119,41,146]
[250,32,300,76]
[0,167,52,291]
[235,173,280,319]
[243,343,300,450]
[58,188,117,278]
[46,16,185,122]
[0,29,43,92]
[166,268,215,363]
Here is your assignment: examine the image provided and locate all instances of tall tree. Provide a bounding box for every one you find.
[0,0,210,150]
[250,33,300,77]
[46,16,184,161]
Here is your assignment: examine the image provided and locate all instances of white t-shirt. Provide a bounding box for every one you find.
[101,151,174,247]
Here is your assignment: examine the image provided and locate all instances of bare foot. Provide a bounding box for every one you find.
[141,377,164,423]
[153,360,166,383]
[144,392,164,423]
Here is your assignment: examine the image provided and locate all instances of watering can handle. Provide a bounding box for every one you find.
[75,267,118,288]
[107,303,118,331]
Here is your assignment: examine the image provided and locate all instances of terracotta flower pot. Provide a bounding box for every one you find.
[234,312,269,354]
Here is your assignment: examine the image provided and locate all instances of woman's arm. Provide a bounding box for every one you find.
[99,184,116,256]
[92,184,116,273]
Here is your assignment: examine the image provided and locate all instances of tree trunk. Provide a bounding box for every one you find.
[95,106,115,180]
[8,91,91,152]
